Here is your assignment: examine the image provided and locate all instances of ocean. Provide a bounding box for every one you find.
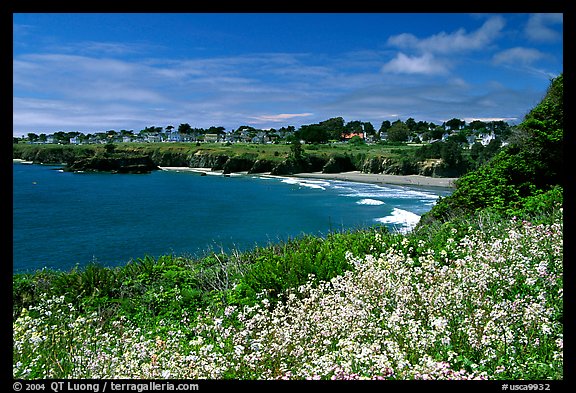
[12,162,452,273]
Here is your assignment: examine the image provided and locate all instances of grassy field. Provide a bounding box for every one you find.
[13,141,423,163]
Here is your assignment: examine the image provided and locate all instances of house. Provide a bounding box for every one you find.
[342,131,364,141]
[480,132,496,146]
[204,133,219,143]
[252,131,272,144]
[145,133,162,143]
[167,131,182,142]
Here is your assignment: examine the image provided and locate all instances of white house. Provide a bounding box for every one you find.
[204,134,219,142]
[167,131,182,142]
[480,132,496,146]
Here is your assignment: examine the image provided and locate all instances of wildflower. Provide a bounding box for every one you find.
[13,212,562,380]
[234,345,245,357]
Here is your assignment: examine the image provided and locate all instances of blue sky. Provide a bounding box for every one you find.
[12,13,563,136]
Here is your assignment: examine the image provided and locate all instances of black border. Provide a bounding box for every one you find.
[6,1,572,390]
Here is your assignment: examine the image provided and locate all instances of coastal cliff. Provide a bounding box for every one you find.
[12,143,456,177]
[64,155,158,174]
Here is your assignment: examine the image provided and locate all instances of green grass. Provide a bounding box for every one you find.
[13,205,563,379]
[13,227,395,328]
[13,141,423,165]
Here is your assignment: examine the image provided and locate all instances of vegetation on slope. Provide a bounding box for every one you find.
[13,74,563,380]
[421,74,563,224]
[14,131,502,177]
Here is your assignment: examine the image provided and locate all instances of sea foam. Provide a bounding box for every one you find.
[280,178,330,190]
[356,198,385,206]
[376,208,421,233]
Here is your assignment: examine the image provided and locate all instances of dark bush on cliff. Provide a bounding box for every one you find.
[421,74,563,224]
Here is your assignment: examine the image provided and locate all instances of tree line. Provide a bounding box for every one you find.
[17,116,512,146]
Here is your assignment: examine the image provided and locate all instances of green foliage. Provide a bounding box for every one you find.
[13,205,563,379]
[104,142,116,155]
[227,228,393,306]
[348,135,366,146]
[289,139,303,161]
[423,73,563,224]
[414,141,443,160]
[387,121,409,142]
[439,139,468,175]
[297,124,329,144]
[509,185,563,221]
[519,74,563,145]
[13,227,395,329]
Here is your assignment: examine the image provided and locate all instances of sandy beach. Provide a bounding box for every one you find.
[159,166,457,188]
[291,171,457,188]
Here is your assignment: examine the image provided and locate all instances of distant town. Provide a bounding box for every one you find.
[14,116,512,148]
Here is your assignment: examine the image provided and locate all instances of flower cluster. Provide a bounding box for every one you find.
[13,213,563,379]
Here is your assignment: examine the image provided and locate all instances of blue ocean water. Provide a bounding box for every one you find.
[12,163,452,273]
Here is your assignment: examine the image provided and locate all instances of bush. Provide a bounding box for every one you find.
[227,228,392,306]
[422,74,562,225]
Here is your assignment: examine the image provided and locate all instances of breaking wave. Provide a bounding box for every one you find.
[375,208,422,234]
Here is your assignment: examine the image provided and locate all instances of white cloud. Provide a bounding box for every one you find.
[525,13,563,42]
[12,17,558,136]
[14,54,167,104]
[493,47,546,66]
[381,53,448,75]
[319,76,543,128]
[387,16,505,54]
[249,113,314,123]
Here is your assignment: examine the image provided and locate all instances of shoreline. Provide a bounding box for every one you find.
[158,166,457,188]
[289,171,457,188]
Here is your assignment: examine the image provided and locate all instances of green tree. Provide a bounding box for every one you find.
[363,122,376,140]
[512,74,563,186]
[468,120,487,131]
[483,138,502,160]
[344,120,363,137]
[387,121,409,142]
[469,142,484,163]
[405,117,417,131]
[445,118,465,131]
[319,117,346,141]
[348,135,366,146]
[490,120,512,136]
[104,142,116,155]
[298,124,329,144]
[429,126,445,140]
[290,138,304,161]
[178,123,192,135]
[440,139,464,168]
[379,120,391,135]
[415,120,430,133]
[422,73,563,223]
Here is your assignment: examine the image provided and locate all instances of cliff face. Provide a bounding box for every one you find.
[14,144,455,178]
[64,155,159,174]
[362,156,460,177]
